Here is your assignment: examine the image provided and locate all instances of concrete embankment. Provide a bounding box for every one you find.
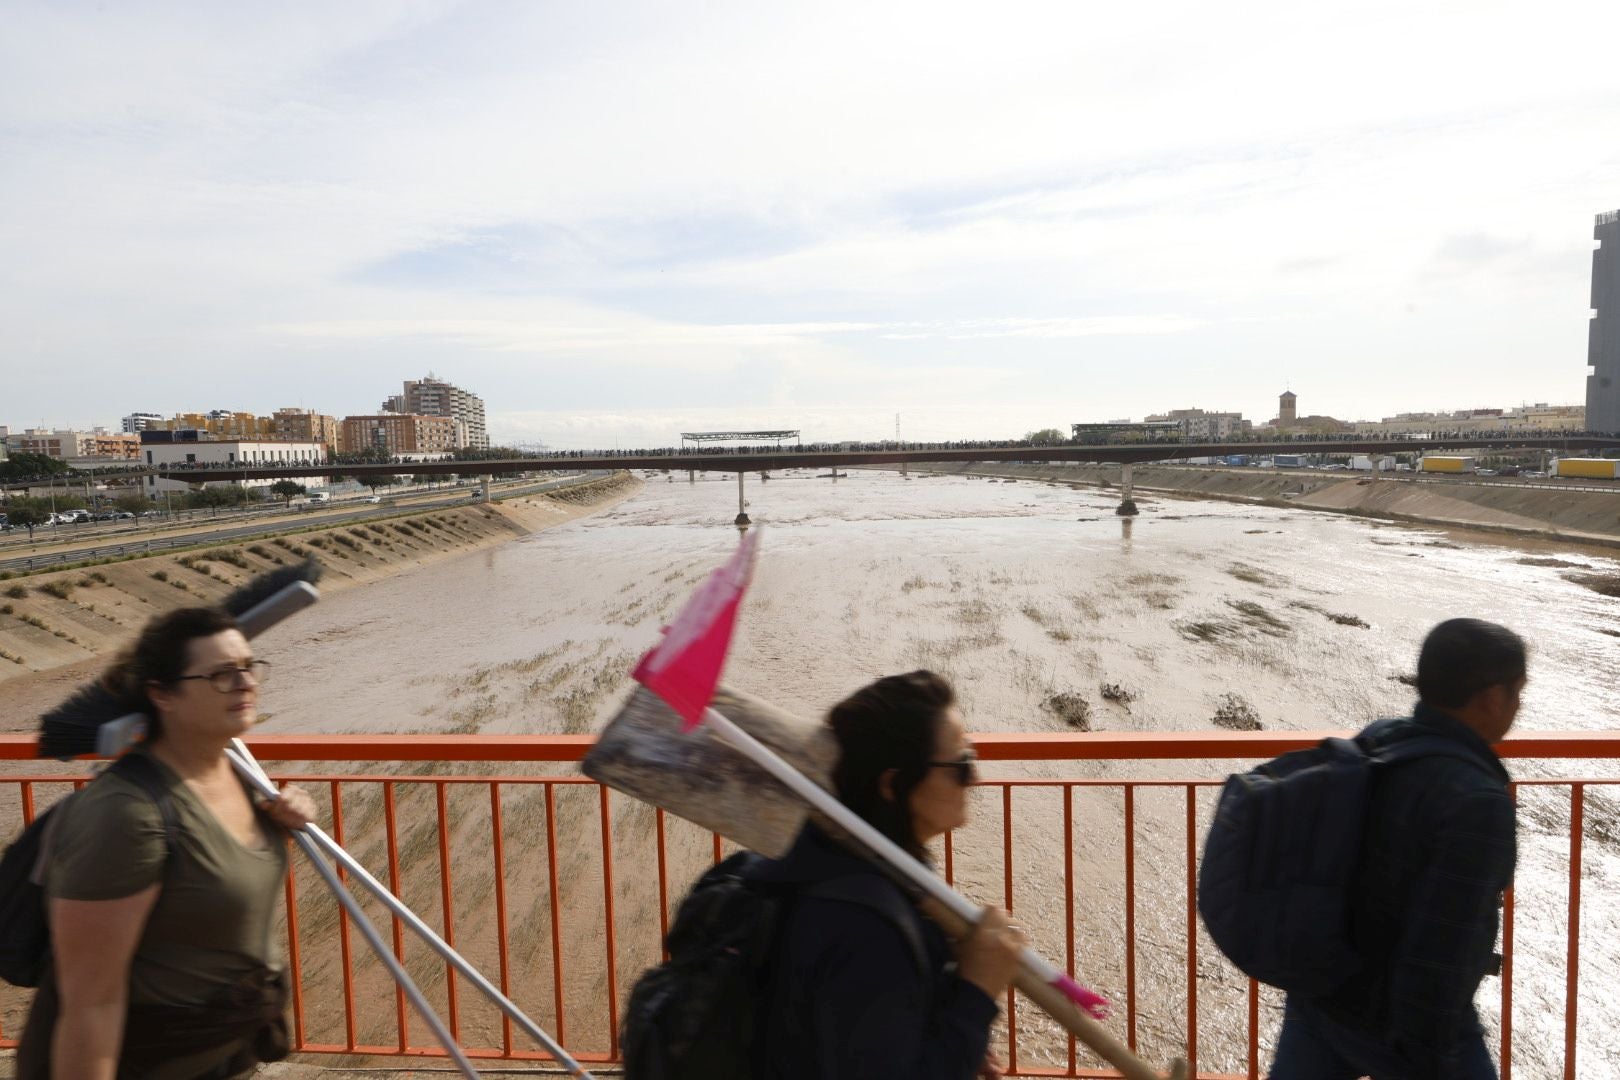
[914,461,1620,545]
[0,471,640,691]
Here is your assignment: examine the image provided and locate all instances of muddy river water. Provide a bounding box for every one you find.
[250,470,1619,1078]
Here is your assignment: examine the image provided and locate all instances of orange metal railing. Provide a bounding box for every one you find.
[0,731,1613,1079]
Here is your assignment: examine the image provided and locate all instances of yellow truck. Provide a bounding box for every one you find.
[1555,458,1620,480]
[1420,456,1476,474]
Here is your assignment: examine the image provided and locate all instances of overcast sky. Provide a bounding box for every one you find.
[3,1,1617,447]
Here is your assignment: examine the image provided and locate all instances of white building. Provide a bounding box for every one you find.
[1144,408,1249,440]
[121,412,166,433]
[140,439,327,496]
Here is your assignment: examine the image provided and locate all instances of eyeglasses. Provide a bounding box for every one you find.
[926,750,978,786]
[174,660,271,693]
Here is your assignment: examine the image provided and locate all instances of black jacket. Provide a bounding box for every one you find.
[753,824,998,1079]
[1319,705,1516,1075]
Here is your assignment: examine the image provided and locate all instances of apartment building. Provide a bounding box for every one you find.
[339,413,459,456]
[272,408,341,448]
[1144,408,1250,439]
[382,374,488,450]
[5,428,141,461]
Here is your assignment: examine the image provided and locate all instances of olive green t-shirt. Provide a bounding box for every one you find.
[44,753,288,1079]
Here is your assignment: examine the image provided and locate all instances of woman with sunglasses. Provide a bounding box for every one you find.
[755,670,1023,1079]
[18,606,315,1080]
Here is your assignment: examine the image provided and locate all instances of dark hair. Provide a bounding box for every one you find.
[1416,618,1527,709]
[826,670,957,861]
[103,607,241,741]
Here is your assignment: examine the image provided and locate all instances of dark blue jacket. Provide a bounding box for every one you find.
[753,824,998,1079]
[1316,705,1516,1075]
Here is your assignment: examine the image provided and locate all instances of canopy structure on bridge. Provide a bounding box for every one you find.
[679,429,800,448]
[1070,421,1181,444]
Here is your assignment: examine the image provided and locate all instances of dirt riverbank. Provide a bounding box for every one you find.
[910,461,1620,545]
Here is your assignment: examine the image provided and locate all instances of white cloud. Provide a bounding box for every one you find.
[2,0,1617,434]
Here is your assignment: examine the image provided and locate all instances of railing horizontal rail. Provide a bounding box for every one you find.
[5,730,1619,761]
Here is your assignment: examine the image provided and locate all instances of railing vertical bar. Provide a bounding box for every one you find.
[545,782,568,1047]
[1185,785,1199,1071]
[1501,782,1516,1080]
[600,787,621,1060]
[283,833,306,1048]
[329,781,357,1051]
[944,828,954,885]
[1563,784,1584,1080]
[383,781,407,1051]
[1003,784,1018,1075]
[655,808,671,962]
[490,782,513,1055]
[1064,784,1077,1076]
[20,781,35,826]
[1247,980,1259,1079]
[1125,785,1138,1052]
[713,830,723,865]
[434,780,460,1041]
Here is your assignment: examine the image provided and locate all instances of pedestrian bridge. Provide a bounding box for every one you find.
[0,730,1610,1078]
[49,434,1620,487]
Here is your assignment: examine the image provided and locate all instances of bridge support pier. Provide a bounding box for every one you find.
[481,475,493,502]
[688,469,695,483]
[735,471,750,526]
[1115,464,1139,516]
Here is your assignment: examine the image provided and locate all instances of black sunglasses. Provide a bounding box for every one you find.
[926,750,978,786]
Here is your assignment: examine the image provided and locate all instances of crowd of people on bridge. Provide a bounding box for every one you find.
[4,427,1610,488]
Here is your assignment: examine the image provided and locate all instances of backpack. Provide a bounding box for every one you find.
[621,850,927,1080]
[0,753,179,987]
[1197,729,1487,997]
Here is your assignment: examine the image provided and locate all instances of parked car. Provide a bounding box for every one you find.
[364,495,382,504]
[1477,469,1497,477]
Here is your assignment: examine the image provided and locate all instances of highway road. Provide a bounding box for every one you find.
[0,473,600,574]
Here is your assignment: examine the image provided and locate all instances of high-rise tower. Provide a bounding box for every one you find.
[383,374,489,450]
[1586,211,1620,433]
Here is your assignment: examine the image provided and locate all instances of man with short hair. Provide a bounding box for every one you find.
[1270,618,1524,1079]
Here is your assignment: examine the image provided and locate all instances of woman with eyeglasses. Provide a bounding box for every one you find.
[754,670,1023,1080]
[17,606,315,1080]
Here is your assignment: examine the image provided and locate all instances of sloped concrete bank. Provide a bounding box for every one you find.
[0,472,640,688]
[909,461,1620,545]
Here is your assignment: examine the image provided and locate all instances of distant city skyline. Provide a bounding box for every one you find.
[0,392,1586,452]
[3,3,1616,448]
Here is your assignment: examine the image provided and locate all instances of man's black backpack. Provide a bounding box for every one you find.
[1197,729,1486,997]
[621,850,926,1080]
[0,754,178,987]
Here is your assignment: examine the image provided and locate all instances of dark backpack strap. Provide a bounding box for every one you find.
[802,874,929,978]
[105,753,181,863]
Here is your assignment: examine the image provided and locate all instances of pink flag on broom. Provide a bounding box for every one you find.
[633,529,761,731]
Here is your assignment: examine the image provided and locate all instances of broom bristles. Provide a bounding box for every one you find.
[35,682,141,760]
[35,561,324,759]
[221,559,322,618]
